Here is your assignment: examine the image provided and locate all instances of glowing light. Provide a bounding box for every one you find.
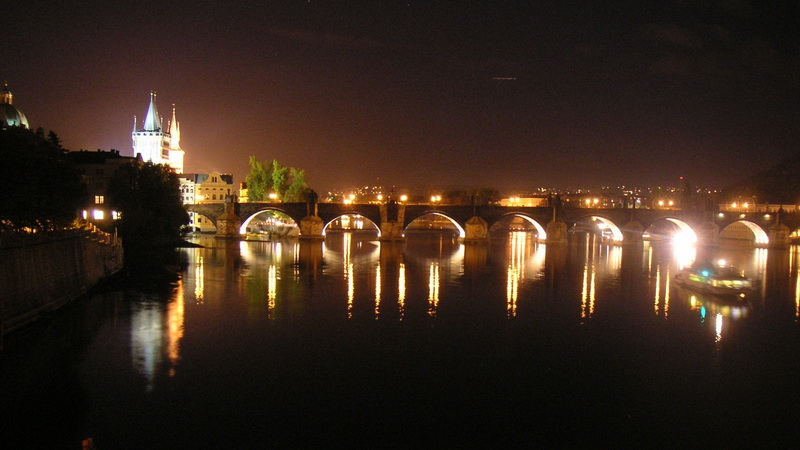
[268,265,277,318]
[658,200,664,207]
[398,262,406,320]
[344,233,354,318]
[376,194,383,201]
[375,262,381,319]
[400,194,408,202]
[715,313,723,342]
[268,192,278,200]
[428,262,440,316]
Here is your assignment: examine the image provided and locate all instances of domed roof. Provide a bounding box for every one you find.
[1,83,29,129]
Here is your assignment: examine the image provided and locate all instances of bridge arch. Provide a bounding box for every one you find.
[489,213,548,240]
[572,215,624,242]
[643,217,698,245]
[405,211,466,239]
[322,213,381,237]
[720,220,769,245]
[239,208,300,235]
[192,212,217,232]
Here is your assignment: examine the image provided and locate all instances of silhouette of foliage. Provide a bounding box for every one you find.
[107,161,188,245]
[0,127,86,231]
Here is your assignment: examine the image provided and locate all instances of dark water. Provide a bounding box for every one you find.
[3,232,800,448]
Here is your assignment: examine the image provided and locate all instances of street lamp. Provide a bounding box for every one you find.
[268,192,278,201]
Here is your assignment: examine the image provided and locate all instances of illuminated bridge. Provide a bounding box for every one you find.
[185,199,800,248]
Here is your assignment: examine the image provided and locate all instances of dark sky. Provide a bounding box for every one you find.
[4,1,799,193]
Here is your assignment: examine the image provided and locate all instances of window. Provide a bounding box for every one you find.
[93,209,104,220]
[95,195,104,204]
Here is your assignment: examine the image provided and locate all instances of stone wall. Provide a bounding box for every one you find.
[0,228,124,336]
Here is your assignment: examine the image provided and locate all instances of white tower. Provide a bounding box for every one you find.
[167,104,185,174]
[132,92,183,173]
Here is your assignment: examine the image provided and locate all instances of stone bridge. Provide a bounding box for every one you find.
[186,199,800,248]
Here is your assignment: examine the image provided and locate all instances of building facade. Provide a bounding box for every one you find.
[179,172,234,232]
[66,149,143,229]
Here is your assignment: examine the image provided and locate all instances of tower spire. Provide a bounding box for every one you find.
[169,104,181,149]
[143,91,161,131]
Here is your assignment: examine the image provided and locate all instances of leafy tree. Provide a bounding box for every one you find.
[0,127,86,231]
[284,168,308,202]
[270,160,288,195]
[245,156,271,201]
[107,161,188,245]
[245,156,310,202]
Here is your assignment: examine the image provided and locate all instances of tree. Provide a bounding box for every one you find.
[284,168,308,202]
[245,156,271,201]
[245,156,310,202]
[107,161,188,245]
[0,127,86,232]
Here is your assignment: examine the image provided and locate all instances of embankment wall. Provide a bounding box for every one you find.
[0,228,123,336]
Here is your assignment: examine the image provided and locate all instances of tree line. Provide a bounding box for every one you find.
[0,126,187,246]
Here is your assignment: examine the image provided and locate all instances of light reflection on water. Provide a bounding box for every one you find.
[8,233,800,448]
[127,233,800,385]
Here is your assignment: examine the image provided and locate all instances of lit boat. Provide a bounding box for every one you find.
[673,264,754,298]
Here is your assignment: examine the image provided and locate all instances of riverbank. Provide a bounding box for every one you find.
[0,227,123,344]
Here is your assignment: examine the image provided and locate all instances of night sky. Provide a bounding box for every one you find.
[5,1,799,193]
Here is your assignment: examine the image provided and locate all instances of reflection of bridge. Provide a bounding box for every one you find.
[185,199,800,247]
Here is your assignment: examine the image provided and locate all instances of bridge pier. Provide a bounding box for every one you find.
[769,223,790,249]
[379,202,405,241]
[546,220,568,244]
[622,221,643,246]
[216,196,242,237]
[299,215,324,239]
[464,216,489,242]
[695,221,720,247]
[380,221,404,240]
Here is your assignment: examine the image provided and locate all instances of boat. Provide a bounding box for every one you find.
[673,263,754,298]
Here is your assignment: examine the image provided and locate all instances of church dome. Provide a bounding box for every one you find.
[1,83,29,129]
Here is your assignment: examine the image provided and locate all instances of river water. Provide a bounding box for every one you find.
[3,232,800,447]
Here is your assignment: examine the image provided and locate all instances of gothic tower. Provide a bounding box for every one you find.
[132,92,184,173]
